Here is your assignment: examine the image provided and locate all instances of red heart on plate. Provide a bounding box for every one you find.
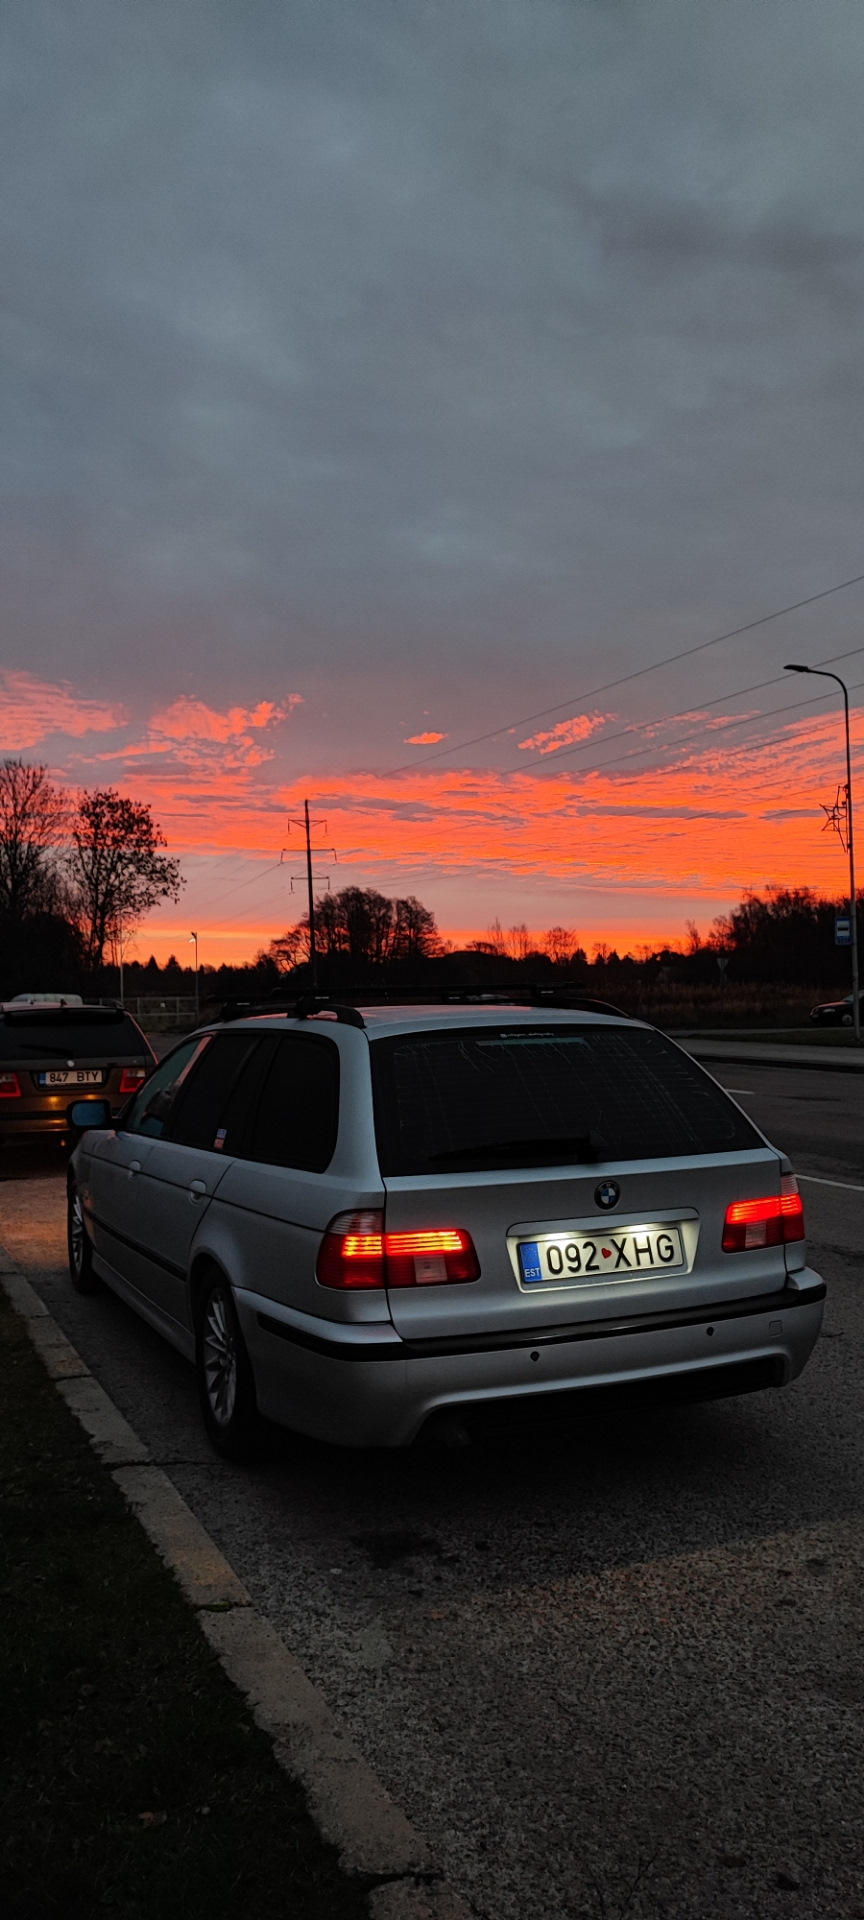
[601,1247,612,1259]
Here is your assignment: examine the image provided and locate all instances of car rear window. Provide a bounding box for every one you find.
[371,1024,762,1174]
[0,1010,149,1060]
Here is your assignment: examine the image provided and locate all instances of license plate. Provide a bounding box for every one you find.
[517,1224,685,1287]
[36,1069,103,1087]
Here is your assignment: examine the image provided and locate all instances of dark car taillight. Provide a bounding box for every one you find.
[316,1211,481,1290]
[119,1066,148,1094]
[0,1071,21,1098]
[722,1189,805,1251]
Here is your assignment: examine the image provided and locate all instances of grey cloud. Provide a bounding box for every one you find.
[3,0,864,762]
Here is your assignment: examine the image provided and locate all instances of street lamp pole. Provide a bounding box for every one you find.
[189,931,199,1027]
[785,665,860,1044]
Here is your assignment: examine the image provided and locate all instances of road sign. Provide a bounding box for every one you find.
[835,912,852,946]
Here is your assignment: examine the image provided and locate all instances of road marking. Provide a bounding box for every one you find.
[797,1173,864,1193]
[723,1086,756,1095]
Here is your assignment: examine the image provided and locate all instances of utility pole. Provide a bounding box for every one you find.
[304,800,317,988]
[785,665,860,1044]
[281,803,337,992]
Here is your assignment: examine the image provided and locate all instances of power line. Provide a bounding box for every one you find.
[385,568,864,776]
[553,677,864,793]
[514,644,864,775]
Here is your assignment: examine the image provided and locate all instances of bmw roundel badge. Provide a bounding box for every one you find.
[594,1180,619,1210]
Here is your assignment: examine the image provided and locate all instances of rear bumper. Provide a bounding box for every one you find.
[236,1275,826,1448]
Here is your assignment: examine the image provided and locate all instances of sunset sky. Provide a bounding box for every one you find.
[4,1,864,964]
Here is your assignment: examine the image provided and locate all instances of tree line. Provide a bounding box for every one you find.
[265,882,859,991]
[0,760,182,993]
[1,754,856,998]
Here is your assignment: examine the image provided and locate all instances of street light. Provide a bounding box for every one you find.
[785,664,860,1044]
[188,931,199,1027]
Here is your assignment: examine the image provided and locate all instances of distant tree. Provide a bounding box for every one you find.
[506,923,532,961]
[268,923,308,971]
[267,886,441,973]
[543,926,581,967]
[66,789,184,970]
[0,759,67,924]
[708,885,838,984]
[391,896,441,963]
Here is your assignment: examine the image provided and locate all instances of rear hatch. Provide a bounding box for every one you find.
[371,1019,788,1340]
[0,1007,153,1109]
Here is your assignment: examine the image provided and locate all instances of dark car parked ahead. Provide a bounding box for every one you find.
[0,1003,156,1143]
[809,991,864,1026]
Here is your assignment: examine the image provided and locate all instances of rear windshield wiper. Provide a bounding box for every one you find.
[426,1132,601,1170]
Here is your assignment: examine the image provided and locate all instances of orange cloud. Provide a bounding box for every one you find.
[518,711,606,754]
[404,730,447,745]
[93,694,302,773]
[0,670,127,748]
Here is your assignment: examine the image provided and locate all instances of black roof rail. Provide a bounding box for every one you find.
[214,983,626,1023]
[294,995,366,1029]
[214,993,366,1028]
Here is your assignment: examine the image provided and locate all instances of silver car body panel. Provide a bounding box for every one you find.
[71,1006,825,1446]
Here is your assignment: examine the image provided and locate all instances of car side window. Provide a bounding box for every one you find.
[243,1034,340,1172]
[124,1038,210,1138]
[168,1033,264,1150]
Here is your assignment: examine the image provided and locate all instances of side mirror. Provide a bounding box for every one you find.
[68,1098,113,1131]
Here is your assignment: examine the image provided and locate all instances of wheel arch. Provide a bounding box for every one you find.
[188,1249,235,1328]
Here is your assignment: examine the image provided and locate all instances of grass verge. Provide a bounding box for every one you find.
[0,1288,371,1920]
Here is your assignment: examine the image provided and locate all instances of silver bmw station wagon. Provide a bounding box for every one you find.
[67,997,824,1457]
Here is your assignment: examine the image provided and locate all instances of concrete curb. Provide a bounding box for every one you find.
[0,1251,472,1919]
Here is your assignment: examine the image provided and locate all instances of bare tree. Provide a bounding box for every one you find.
[267,886,441,972]
[66,789,184,969]
[544,926,580,966]
[392,896,441,962]
[506,922,532,961]
[0,760,67,924]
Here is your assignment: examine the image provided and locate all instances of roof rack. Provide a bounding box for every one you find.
[214,983,626,1024]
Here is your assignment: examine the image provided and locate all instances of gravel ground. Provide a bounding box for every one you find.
[2,1070,863,1920]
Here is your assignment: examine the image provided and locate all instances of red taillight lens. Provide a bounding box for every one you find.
[722,1189,805,1251]
[119,1067,148,1094]
[316,1215,481,1290]
[384,1228,480,1287]
[0,1071,21,1099]
[317,1212,385,1289]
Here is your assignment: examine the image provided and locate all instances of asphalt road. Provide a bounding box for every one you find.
[2,1065,863,1920]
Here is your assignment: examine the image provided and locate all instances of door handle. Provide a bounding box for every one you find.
[189,1179,207,1200]
[128,1160,141,1178]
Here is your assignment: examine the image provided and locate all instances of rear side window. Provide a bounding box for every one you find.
[124,1038,208,1138]
[0,1011,149,1060]
[243,1035,339,1172]
[169,1033,264,1149]
[371,1025,762,1174]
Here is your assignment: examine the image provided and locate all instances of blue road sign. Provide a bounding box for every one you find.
[835,913,852,946]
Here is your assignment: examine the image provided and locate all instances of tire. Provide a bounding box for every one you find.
[67,1182,101,1295]
[195,1271,263,1461]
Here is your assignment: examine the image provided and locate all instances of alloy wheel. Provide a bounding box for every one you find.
[202,1286,238,1429]
[69,1190,86,1276]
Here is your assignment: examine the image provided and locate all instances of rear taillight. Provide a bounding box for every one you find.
[0,1071,21,1099]
[119,1067,148,1094]
[317,1212,386,1289]
[722,1185,805,1251]
[384,1228,480,1287]
[316,1212,481,1290]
